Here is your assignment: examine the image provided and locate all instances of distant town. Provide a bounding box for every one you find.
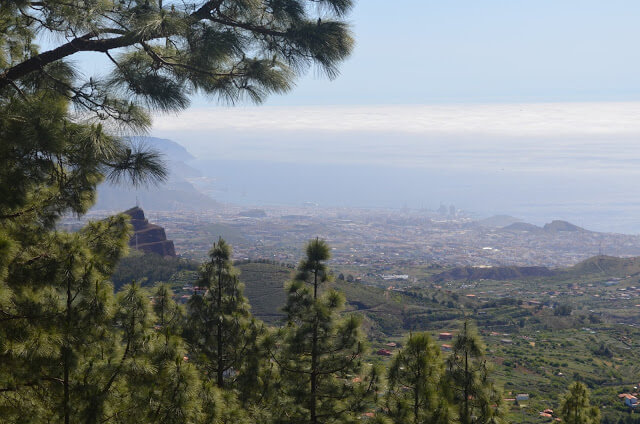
[69,205,640,270]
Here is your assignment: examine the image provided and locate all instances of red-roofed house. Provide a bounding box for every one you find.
[439,332,453,340]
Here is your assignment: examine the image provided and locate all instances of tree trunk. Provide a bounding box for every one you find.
[310,269,319,424]
[63,274,72,424]
[414,367,421,424]
[464,349,469,424]
[217,259,224,388]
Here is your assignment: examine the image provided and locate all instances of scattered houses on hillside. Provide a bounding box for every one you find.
[619,393,638,408]
[439,332,453,340]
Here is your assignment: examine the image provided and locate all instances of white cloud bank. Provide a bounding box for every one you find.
[154,102,640,137]
[151,102,640,174]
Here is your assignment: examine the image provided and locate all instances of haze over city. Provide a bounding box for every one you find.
[129,1,640,232]
[6,1,640,423]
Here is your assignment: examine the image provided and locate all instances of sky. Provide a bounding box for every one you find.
[74,1,640,230]
[149,0,640,163]
[74,1,640,105]
[208,0,640,106]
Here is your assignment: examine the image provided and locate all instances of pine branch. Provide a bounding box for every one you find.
[0,30,138,90]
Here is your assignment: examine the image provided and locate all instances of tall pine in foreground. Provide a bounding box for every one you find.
[277,238,375,424]
[185,238,253,388]
[446,321,505,424]
[0,215,133,423]
[1,0,356,422]
[559,382,600,424]
[386,332,451,424]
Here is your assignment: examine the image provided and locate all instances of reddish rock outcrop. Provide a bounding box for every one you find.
[124,207,176,257]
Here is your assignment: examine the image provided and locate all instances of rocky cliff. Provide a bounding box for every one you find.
[124,207,176,257]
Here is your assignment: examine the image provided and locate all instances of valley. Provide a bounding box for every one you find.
[114,250,640,424]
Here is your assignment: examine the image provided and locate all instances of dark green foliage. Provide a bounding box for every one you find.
[185,238,254,388]
[386,332,450,424]
[591,343,613,358]
[1,0,354,111]
[0,215,131,423]
[560,381,601,424]
[236,262,291,323]
[446,321,505,424]
[1,1,355,420]
[276,239,375,424]
[555,303,573,316]
[111,251,199,291]
[0,62,166,424]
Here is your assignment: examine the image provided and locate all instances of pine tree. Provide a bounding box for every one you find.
[153,283,185,348]
[185,238,252,388]
[1,1,355,421]
[0,215,132,423]
[446,321,504,424]
[386,332,450,424]
[276,238,373,424]
[1,0,354,110]
[234,323,283,423]
[199,381,251,424]
[0,65,166,423]
[107,283,203,424]
[559,382,600,424]
[144,284,203,424]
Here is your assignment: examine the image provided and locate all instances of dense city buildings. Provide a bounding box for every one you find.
[72,205,640,269]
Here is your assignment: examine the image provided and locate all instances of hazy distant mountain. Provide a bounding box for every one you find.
[501,220,587,233]
[477,215,522,228]
[94,137,218,211]
[502,222,542,232]
[543,220,586,232]
[131,136,194,162]
[95,185,218,211]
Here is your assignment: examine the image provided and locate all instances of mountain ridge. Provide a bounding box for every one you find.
[95,137,219,211]
[429,254,640,282]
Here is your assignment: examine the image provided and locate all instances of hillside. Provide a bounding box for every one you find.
[109,254,640,424]
[477,215,522,228]
[428,254,640,283]
[236,262,291,323]
[237,262,465,337]
[501,220,588,233]
[565,254,640,278]
[502,222,542,232]
[430,265,556,282]
[130,136,194,162]
[236,261,411,332]
[543,220,587,233]
[111,251,199,291]
[94,137,219,211]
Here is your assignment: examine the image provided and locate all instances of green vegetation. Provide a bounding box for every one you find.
[386,333,449,424]
[112,251,199,290]
[560,382,601,424]
[447,321,505,424]
[2,0,638,423]
[277,238,376,424]
[185,238,253,387]
[0,0,357,421]
[236,262,291,322]
[105,252,640,423]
